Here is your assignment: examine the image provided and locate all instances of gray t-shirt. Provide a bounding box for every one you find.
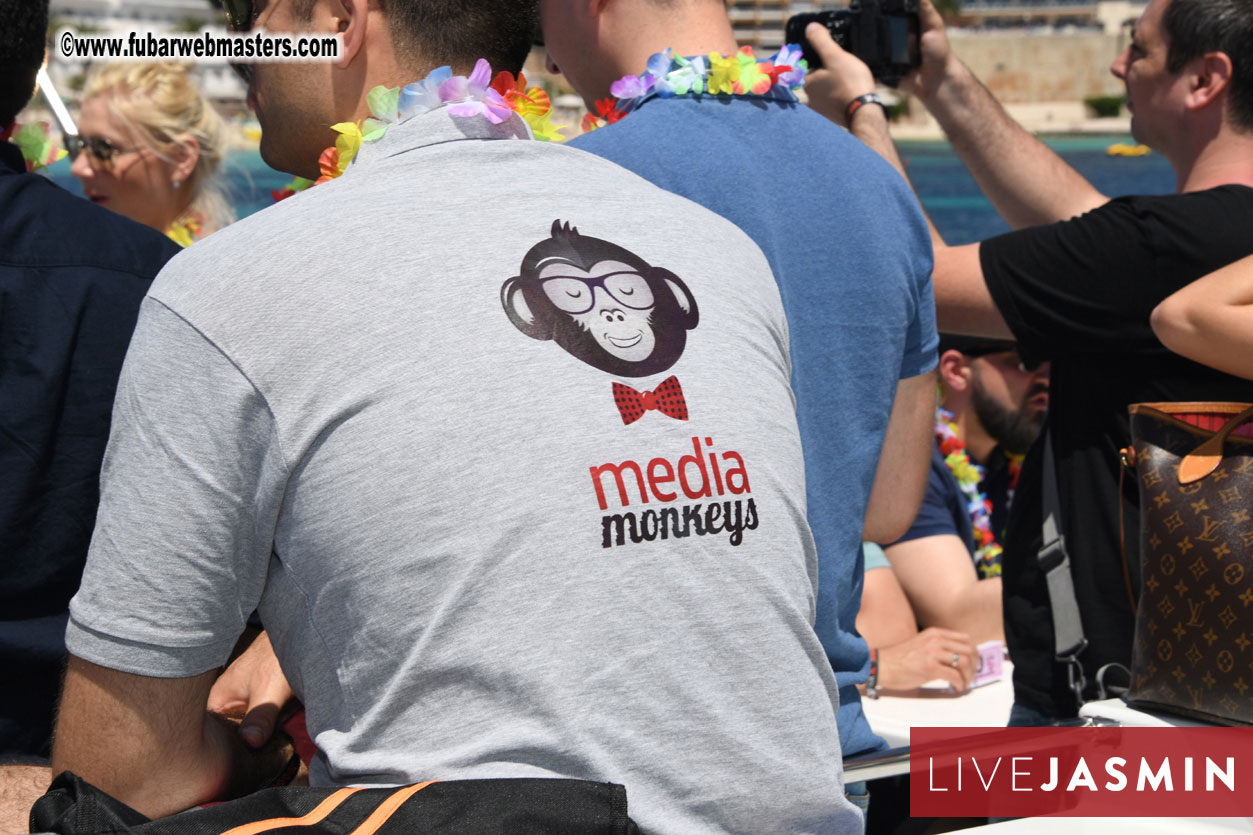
[68,108,860,835]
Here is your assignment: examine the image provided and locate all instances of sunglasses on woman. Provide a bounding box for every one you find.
[64,134,143,168]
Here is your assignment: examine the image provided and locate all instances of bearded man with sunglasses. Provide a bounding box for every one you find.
[23,1,864,833]
[878,338,1050,647]
[0,0,180,794]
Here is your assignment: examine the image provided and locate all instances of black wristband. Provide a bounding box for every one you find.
[867,647,881,700]
[844,93,887,125]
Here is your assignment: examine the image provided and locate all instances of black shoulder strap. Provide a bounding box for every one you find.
[1038,432,1089,709]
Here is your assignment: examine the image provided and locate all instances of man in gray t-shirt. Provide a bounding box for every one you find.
[49,2,861,834]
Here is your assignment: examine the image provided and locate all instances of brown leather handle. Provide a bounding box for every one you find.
[1178,404,1253,484]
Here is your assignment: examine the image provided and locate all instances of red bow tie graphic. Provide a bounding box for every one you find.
[613,376,689,425]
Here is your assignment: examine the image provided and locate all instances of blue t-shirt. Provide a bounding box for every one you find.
[895,445,976,550]
[0,139,179,755]
[573,90,937,757]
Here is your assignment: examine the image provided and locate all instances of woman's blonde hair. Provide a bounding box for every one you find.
[84,61,233,230]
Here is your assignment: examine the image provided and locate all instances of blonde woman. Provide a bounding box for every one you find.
[69,62,231,246]
[1152,254,1253,381]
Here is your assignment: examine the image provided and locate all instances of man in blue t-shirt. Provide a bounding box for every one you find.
[539,0,939,772]
[885,336,1049,647]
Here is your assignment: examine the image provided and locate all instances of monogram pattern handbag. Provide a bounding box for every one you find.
[1124,402,1253,726]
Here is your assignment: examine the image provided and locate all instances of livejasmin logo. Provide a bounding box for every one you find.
[928,752,1234,793]
[911,727,1253,817]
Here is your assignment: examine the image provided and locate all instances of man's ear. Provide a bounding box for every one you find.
[938,349,972,393]
[1184,51,1234,114]
[329,0,368,70]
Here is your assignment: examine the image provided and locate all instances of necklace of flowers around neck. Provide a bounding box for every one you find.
[166,212,205,247]
[935,408,1021,578]
[585,44,808,132]
[2,120,66,172]
[273,59,563,201]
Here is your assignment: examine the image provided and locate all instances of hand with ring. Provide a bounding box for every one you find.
[875,627,980,692]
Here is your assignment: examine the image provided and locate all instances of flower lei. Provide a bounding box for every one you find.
[2,120,67,172]
[584,44,808,132]
[935,408,1022,579]
[273,59,565,201]
[273,46,808,199]
[166,212,205,248]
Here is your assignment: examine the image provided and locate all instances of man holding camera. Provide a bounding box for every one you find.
[805,0,1253,724]
[538,0,940,798]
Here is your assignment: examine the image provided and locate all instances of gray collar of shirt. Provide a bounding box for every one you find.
[348,105,533,173]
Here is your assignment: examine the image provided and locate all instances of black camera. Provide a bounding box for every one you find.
[785,0,921,88]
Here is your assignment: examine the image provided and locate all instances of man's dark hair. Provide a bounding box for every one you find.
[0,0,49,127]
[1163,0,1253,130]
[297,0,538,76]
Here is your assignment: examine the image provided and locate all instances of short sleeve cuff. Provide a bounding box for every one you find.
[891,522,961,546]
[979,237,1039,358]
[899,343,939,380]
[862,542,891,572]
[65,616,235,678]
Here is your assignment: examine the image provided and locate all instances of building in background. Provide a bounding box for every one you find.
[957,0,1146,34]
[51,0,219,32]
[723,0,1146,47]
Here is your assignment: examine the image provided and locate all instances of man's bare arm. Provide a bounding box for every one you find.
[864,370,938,544]
[912,54,1108,227]
[0,765,51,834]
[885,534,1005,644]
[52,655,288,820]
[856,566,920,649]
[804,0,1107,229]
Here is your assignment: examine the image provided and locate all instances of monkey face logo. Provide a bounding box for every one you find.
[502,221,699,378]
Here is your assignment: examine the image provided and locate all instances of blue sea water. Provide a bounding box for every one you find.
[44,135,1176,244]
[899,135,1176,244]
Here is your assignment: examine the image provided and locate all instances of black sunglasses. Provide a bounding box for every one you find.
[965,345,1043,374]
[221,0,256,84]
[223,0,254,32]
[64,134,143,167]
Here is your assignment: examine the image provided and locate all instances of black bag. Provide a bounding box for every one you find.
[31,771,639,835]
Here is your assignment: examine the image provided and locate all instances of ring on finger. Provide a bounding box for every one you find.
[950,652,960,668]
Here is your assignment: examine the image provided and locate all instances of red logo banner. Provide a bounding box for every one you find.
[910,727,1253,817]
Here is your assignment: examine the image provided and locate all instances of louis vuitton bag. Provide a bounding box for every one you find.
[1125,402,1253,726]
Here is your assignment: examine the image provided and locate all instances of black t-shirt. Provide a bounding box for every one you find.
[0,140,179,755]
[981,185,1253,719]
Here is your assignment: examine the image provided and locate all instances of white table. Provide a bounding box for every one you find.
[860,661,1018,748]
